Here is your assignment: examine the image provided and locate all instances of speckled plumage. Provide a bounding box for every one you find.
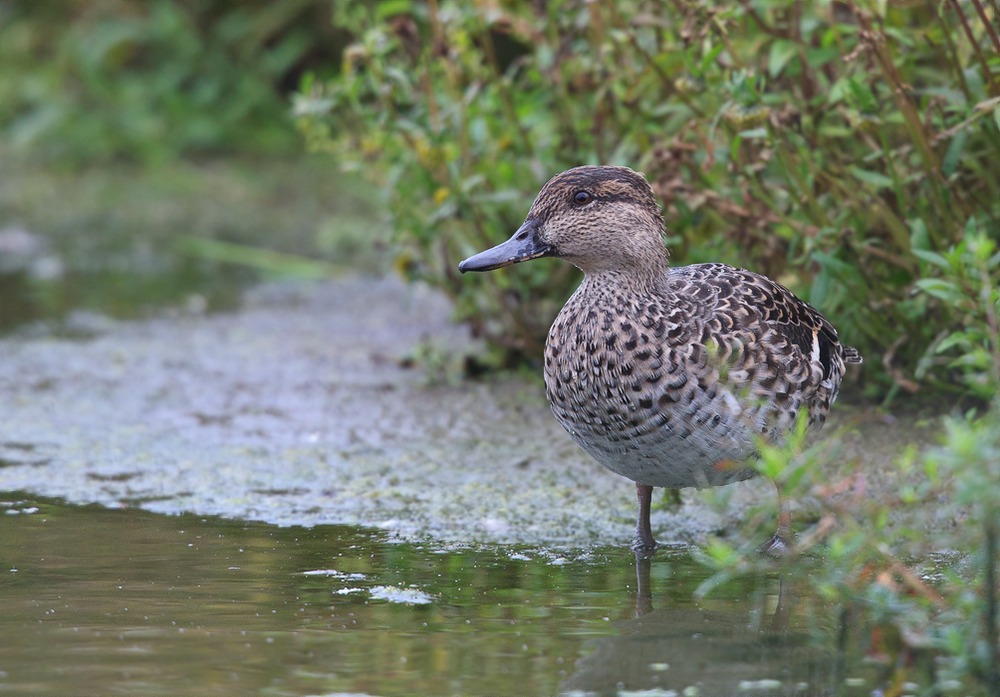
[459,165,862,555]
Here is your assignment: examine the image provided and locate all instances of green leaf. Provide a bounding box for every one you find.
[375,0,413,20]
[811,251,856,275]
[737,127,768,139]
[849,166,894,189]
[912,249,951,269]
[827,77,851,104]
[909,218,930,252]
[768,40,798,77]
[963,215,980,237]
[846,78,879,112]
[942,131,967,177]
[935,332,973,353]
[805,46,841,68]
[914,278,962,302]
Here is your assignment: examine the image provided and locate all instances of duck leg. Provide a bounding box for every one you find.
[761,480,793,556]
[631,483,659,559]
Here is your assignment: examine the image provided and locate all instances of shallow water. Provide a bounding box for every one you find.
[0,495,884,697]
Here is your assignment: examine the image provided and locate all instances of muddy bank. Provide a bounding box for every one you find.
[0,274,938,548]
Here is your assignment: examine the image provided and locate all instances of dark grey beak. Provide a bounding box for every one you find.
[458,219,551,273]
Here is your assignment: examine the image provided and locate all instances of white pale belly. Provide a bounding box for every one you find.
[552,406,761,489]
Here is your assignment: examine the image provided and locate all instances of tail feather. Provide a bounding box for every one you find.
[843,345,863,364]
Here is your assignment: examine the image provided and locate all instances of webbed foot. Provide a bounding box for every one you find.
[759,533,792,558]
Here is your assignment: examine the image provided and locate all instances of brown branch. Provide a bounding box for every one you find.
[882,334,921,394]
[969,0,1000,55]
[950,0,1000,95]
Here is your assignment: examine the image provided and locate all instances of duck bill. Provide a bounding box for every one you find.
[458,220,551,273]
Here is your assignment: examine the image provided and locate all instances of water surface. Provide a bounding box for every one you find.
[0,495,883,697]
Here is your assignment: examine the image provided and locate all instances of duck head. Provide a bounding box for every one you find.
[458,165,668,276]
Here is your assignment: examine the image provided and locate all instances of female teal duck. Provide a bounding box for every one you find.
[459,166,861,557]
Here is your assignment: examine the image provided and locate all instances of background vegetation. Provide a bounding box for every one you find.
[297,0,1000,403]
[0,0,346,164]
[0,0,381,329]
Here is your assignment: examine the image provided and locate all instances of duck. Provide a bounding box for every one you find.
[458,165,862,558]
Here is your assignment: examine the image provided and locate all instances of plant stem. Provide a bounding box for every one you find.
[937,12,976,103]
[423,0,443,130]
[852,4,966,235]
[981,252,1000,388]
[950,0,1000,96]
[775,143,831,229]
[969,0,1000,56]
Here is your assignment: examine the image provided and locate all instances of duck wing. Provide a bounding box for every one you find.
[668,263,862,386]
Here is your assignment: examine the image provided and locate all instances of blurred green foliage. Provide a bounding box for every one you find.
[699,397,1000,693]
[0,1,387,329]
[0,0,346,164]
[297,0,1000,396]
[915,225,1000,398]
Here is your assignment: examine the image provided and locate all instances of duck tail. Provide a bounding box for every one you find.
[843,345,863,364]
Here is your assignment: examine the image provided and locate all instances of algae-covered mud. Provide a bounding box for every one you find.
[1,275,625,544]
[0,275,922,548]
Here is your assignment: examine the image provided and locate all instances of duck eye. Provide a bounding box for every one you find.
[573,190,593,205]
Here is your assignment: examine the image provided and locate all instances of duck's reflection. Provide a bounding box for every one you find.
[561,558,842,697]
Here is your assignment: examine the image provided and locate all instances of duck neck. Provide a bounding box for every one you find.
[580,258,670,294]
